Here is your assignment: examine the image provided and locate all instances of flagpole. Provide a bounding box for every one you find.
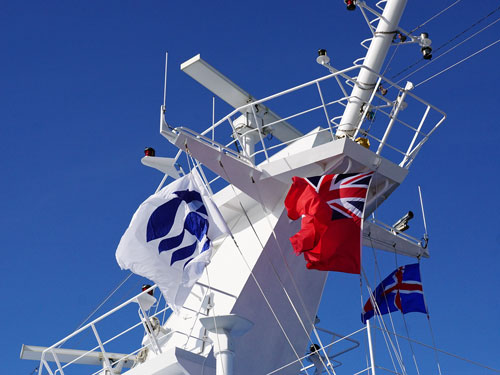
[366,319,376,375]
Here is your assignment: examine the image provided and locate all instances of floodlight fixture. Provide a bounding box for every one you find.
[419,32,432,60]
[392,211,414,232]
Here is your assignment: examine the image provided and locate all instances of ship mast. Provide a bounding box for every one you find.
[336,0,408,138]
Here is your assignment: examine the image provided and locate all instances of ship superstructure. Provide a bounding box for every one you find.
[20,1,448,374]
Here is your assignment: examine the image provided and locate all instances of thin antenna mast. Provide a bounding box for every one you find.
[159,52,171,134]
[418,185,429,247]
[163,52,168,108]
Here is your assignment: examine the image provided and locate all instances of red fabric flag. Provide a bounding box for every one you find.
[284,173,373,273]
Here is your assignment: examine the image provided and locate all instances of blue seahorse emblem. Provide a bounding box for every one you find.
[146,190,210,268]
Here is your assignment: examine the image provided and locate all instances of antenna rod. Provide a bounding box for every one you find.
[418,185,428,235]
[163,52,168,108]
[337,0,408,138]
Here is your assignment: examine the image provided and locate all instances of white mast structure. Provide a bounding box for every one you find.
[337,0,407,138]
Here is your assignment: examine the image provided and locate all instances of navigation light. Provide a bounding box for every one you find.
[345,0,356,11]
[144,147,156,157]
[316,49,330,65]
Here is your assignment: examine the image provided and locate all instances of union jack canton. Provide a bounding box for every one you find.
[361,263,428,323]
[306,172,374,223]
[285,172,373,273]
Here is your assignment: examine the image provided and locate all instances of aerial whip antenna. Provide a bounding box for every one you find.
[418,185,429,248]
[160,51,175,137]
[163,51,168,108]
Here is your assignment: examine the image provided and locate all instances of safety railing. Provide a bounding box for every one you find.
[265,326,367,375]
[164,63,445,176]
[36,286,210,375]
[37,285,165,375]
[37,279,239,375]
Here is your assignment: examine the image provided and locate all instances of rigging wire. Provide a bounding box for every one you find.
[379,0,461,92]
[397,15,500,86]
[415,36,500,88]
[215,161,324,375]
[417,260,444,375]
[393,252,422,375]
[408,0,462,36]
[362,268,405,375]
[251,182,339,374]
[73,271,134,331]
[372,324,500,373]
[368,241,407,374]
[391,3,500,81]
[204,159,314,375]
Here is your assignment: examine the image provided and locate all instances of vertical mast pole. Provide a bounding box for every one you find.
[336,0,408,138]
[366,319,376,375]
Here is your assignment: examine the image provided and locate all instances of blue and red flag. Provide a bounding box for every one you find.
[362,263,428,323]
[285,172,373,273]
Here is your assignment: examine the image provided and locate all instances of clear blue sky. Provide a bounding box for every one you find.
[2,1,499,374]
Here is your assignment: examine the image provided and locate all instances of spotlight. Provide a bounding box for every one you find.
[419,32,432,60]
[316,49,330,65]
[344,0,356,11]
[397,32,407,43]
[144,147,156,157]
[392,211,414,232]
[421,46,432,60]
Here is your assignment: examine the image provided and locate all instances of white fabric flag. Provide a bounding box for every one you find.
[116,171,229,313]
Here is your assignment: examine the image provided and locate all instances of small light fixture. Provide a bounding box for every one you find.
[397,32,407,43]
[316,49,330,65]
[392,211,414,232]
[419,32,432,60]
[310,344,320,353]
[142,284,154,296]
[344,0,356,11]
[378,84,388,96]
[421,46,432,60]
[355,137,370,149]
[144,147,156,157]
[365,110,375,121]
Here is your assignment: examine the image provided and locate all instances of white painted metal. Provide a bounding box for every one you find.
[180,54,303,143]
[377,81,414,154]
[21,2,450,373]
[337,0,408,138]
[165,63,446,170]
[366,319,376,375]
[199,315,253,375]
[363,220,428,258]
[140,156,180,178]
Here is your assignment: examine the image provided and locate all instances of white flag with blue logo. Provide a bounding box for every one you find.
[116,171,229,313]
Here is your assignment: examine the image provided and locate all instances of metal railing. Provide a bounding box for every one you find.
[38,286,173,375]
[164,63,445,175]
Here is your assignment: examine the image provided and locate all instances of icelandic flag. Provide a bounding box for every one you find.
[362,263,428,323]
[284,172,373,273]
[116,171,229,313]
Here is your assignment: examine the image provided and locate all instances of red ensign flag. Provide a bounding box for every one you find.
[284,173,373,273]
